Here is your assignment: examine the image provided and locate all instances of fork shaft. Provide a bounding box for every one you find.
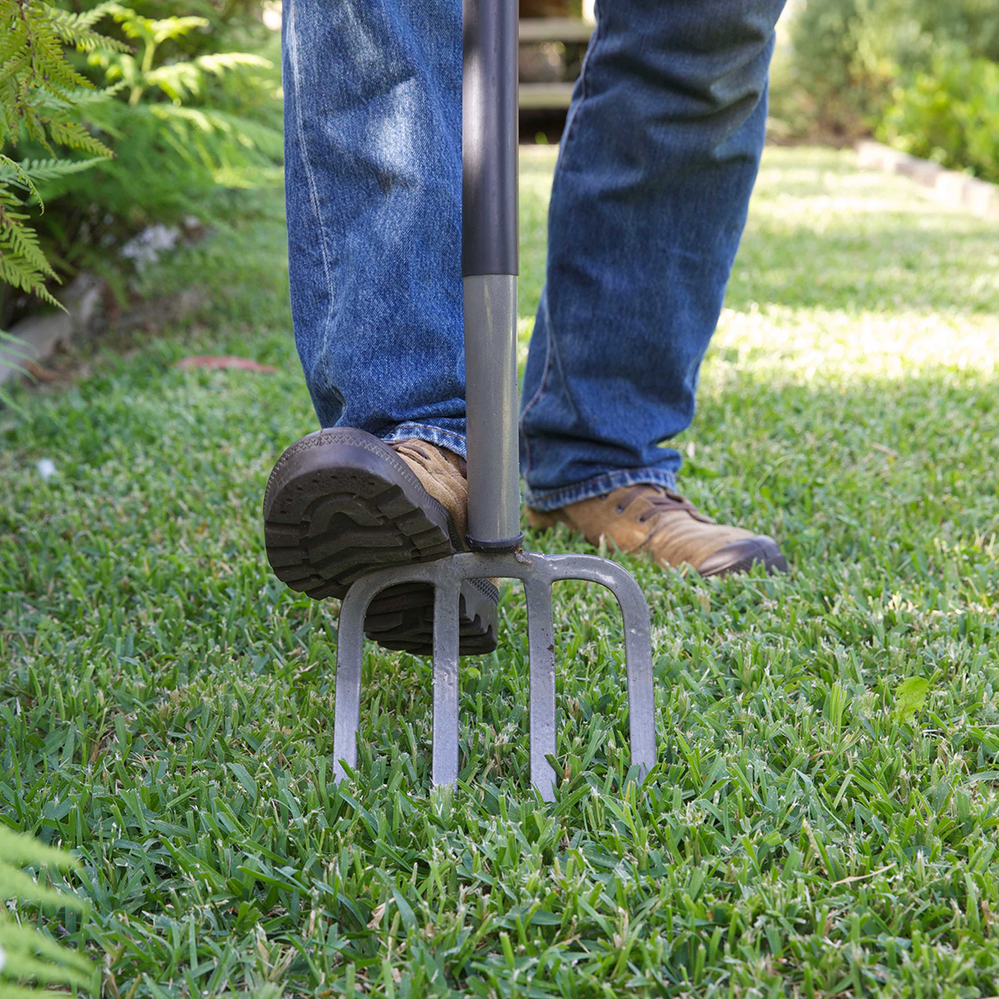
[462,0,522,550]
[464,275,522,548]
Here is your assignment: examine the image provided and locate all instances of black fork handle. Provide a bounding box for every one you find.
[462,0,519,278]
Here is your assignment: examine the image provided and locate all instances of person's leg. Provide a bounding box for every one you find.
[283,0,467,457]
[520,0,787,508]
[271,0,498,655]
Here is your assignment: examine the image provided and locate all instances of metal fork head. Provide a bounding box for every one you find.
[332,550,656,801]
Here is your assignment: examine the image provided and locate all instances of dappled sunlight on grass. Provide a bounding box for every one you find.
[1,146,998,997]
[713,305,998,380]
[733,147,999,319]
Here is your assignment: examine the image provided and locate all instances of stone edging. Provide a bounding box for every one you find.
[856,140,999,222]
[0,273,104,388]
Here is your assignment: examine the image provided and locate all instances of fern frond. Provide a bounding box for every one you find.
[0,0,118,161]
[0,26,35,89]
[21,110,58,156]
[55,0,121,32]
[0,202,59,305]
[141,52,273,103]
[48,7,131,54]
[46,120,113,159]
[0,206,55,276]
[143,61,205,102]
[0,826,98,997]
[0,240,62,307]
[0,828,79,871]
[0,154,39,202]
[107,6,209,45]
[48,0,130,50]
[0,925,93,989]
[147,104,284,161]
[85,49,140,91]
[0,157,107,188]
[195,52,273,77]
[19,7,94,94]
[35,81,128,108]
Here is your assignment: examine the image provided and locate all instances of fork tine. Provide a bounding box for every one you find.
[616,579,657,781]
[524,578,557,801]
[332,584,368,782]
[542,553,657,786]
[432,579,462,789]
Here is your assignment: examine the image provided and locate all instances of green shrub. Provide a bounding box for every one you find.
[770,0,999,179]
[64,6,281,249]
[769,0,874,140]
[29,1,282,285]
[878,50,999,182]
[2,1,281,326]
[769,0,942,140]
[1,0,121,306]
[0,825,97,997]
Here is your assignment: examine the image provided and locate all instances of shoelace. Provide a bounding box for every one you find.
[614,485,702,524]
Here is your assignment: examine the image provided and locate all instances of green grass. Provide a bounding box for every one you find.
[2,146,999,998]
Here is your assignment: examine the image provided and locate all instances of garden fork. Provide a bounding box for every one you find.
[331,0,657,800]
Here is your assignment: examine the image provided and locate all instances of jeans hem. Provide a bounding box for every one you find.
[380,423,468,459]
[523,466,677,512]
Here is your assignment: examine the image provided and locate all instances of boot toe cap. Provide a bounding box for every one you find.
[696,535,788,578]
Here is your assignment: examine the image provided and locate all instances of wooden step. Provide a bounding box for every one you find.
[519,17,594,44]
[519,81,576,110]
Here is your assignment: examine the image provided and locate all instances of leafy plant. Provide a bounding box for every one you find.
[2,1,281,329]
[1,0,123,306]
[12,1,283,309]
[769,0,999,155]
[80,5,283,195]
[0,825,96,997]
[878,49,999,183]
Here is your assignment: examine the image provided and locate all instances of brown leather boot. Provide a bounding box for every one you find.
[527,485,787,577]
[389,439,469,538]
[263,428,498,654]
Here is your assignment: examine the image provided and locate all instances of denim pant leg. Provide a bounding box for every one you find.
[282,0,468,458]
[520,0,786,510]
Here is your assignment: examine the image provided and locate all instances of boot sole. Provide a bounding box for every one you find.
[263,428,497,656]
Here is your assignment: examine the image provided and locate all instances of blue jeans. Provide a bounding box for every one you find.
[282,0,785,511]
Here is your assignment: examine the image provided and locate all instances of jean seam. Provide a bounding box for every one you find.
[518,295,555,484]
[558,5,599,154]
[286,3,336,352]
[525,467,677,511]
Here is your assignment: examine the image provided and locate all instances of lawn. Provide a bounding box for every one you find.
[2,145,998,998]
